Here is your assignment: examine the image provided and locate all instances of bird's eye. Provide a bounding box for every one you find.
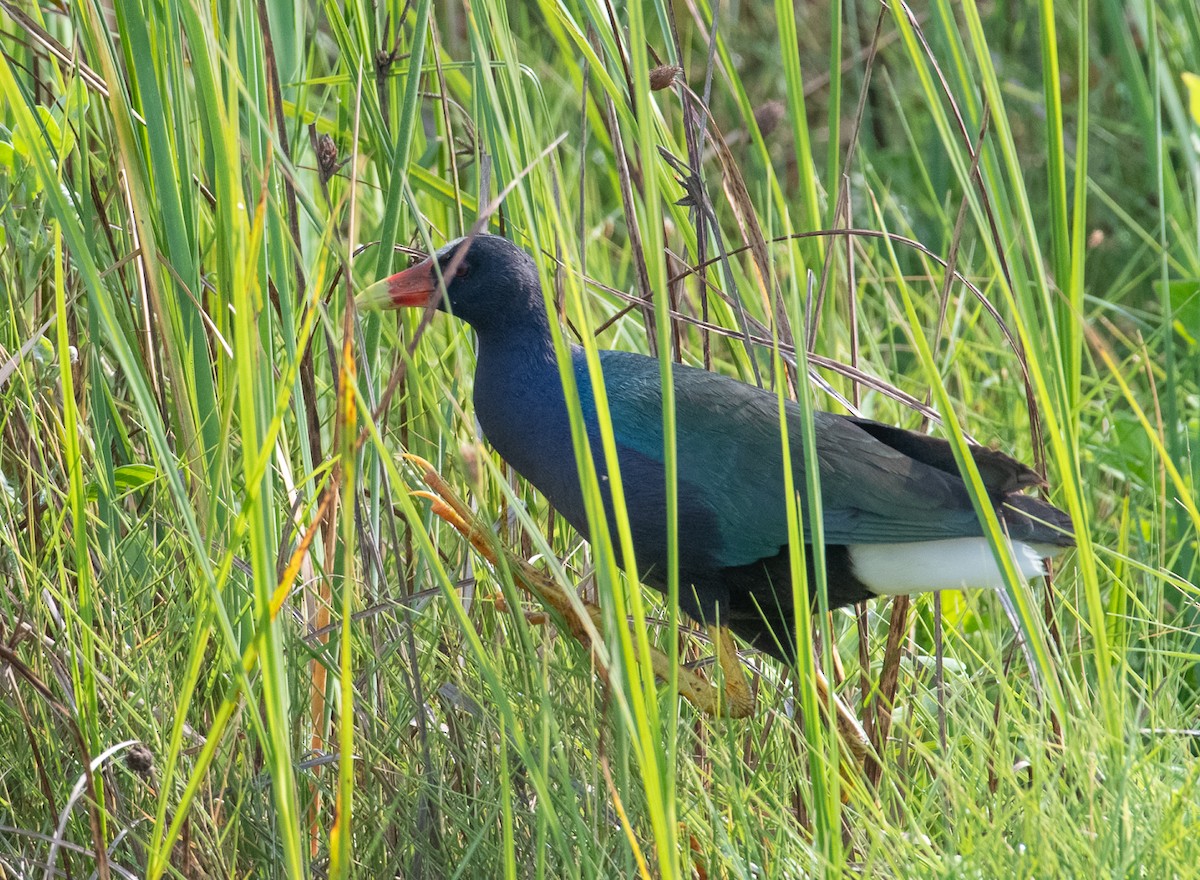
[456,261,471,279]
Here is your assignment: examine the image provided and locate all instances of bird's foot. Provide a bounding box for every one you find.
[489,592,549,626]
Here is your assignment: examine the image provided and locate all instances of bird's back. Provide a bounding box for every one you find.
[583,351,1071,562]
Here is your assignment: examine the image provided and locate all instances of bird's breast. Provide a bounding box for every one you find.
[473,357,594,534]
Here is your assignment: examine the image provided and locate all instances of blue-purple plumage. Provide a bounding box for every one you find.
[365,234,1074,661]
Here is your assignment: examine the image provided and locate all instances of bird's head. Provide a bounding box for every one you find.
[358,234,545,337]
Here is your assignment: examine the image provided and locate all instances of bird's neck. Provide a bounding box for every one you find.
[474,321,560,379]
[472,321,572,432]
[471,329,584,518]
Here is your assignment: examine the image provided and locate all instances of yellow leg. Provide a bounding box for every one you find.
[708,625,755,718]
[810,666,876,802]
[810,667,872,766]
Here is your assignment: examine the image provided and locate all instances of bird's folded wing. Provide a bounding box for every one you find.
[589,351,1033,569]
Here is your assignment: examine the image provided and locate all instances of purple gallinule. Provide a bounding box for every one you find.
[362,234,1074,708]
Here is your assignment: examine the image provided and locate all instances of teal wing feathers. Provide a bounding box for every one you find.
[580,350,1007,569]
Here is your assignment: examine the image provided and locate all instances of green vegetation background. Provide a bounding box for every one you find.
[1,0,1198,877]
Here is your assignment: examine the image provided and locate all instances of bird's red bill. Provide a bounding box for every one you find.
[357,258,438,310]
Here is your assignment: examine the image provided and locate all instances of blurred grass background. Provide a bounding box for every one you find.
[1,0,1198,877]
